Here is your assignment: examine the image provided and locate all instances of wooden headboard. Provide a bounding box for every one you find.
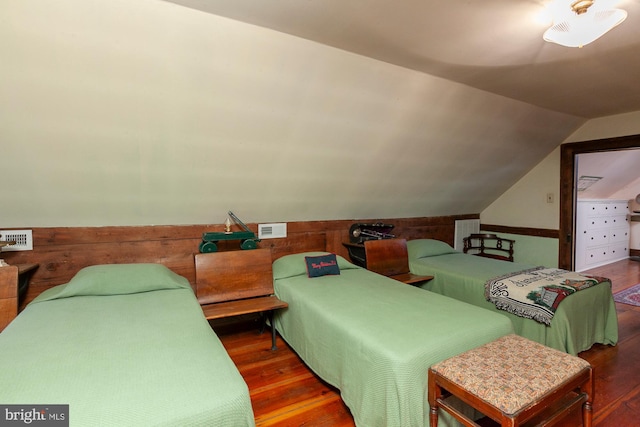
[195,249,273,305]
[1,214,476,309]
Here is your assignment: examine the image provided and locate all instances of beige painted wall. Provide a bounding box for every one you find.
[481,110,640,229]
[565,111,640,143]
[481,148,561,229]
[1,0,582,228]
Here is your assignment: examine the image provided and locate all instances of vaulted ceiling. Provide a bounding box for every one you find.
[3,0,637,228]
[165,0,640,119]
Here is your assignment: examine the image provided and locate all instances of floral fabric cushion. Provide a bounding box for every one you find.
[430,334,591,415]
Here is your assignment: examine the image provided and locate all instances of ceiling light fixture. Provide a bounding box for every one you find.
[543,0,627,48]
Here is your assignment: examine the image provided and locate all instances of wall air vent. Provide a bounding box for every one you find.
[577,176,602,192]
[0,229,33,251]
[258,223,287,239]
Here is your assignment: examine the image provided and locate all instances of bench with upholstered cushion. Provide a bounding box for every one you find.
[428,334,593,427]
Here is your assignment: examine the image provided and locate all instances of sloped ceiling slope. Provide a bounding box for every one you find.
[577,149,640,200]
[164,0,640,119]
[1,0,583,227]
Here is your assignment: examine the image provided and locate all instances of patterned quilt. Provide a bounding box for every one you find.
[485,267,609,325]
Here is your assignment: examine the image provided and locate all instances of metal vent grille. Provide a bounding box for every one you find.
[0,230,33,251]
[258,223,287,239]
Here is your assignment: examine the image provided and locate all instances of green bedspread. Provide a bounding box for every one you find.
[0,264,255,427]
[272,253,513,427]
[407,239,618,355]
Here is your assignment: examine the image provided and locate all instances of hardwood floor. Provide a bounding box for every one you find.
[216,259,640,426]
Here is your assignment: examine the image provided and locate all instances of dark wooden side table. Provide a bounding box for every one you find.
[0,263,38,332]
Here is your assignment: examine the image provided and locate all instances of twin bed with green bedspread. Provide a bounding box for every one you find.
[407,239,619,355]
[6,242,611,427]
[272,252,514,427]
[0,264,255,427]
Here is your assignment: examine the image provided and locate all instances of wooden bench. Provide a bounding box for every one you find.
[195,249,288,350]
[363,238,433,285]
[463,233,515,262]
[428,334,593,427]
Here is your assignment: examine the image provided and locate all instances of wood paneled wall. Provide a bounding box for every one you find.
[1,214,478,308]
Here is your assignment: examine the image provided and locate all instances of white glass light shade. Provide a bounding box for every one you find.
[543,8,627,47]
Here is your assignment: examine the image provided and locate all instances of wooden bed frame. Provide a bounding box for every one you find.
[195,249,288,350]
[363,238,433,285]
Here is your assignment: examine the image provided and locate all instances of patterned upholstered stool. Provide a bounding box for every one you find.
[428,334,593,427]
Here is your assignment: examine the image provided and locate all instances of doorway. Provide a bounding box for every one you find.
[559,134,640,270]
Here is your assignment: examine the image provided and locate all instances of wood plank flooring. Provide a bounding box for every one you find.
[216,259,640,426]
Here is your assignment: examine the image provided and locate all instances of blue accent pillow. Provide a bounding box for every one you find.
[273,252,359,280]
[304,254,341,278]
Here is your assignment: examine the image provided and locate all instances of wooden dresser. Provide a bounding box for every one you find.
[0,264,38,332]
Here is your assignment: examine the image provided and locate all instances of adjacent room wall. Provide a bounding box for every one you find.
[481,149,560,230]
[481,110,640,265]
[565,111,640,143]
[1,0,583,228]
[482,110,640,229]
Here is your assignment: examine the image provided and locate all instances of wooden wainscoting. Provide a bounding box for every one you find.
[1,214,478,308]
[480,223,559,239]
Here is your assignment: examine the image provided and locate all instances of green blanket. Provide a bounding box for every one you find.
[407,240,618,355]
[0,264,255,427]
[272,253,513,427]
